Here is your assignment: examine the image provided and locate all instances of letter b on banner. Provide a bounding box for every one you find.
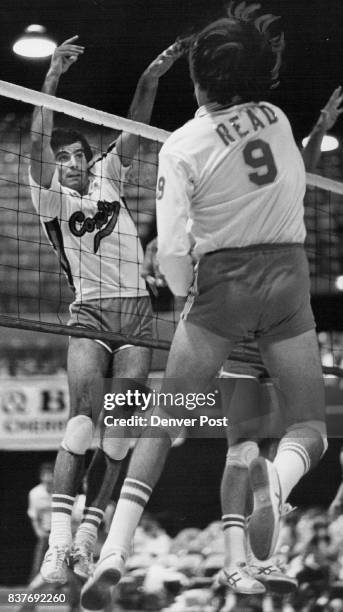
[41,390,66,413]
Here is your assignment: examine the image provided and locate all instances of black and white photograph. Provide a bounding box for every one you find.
[1,1,343,611]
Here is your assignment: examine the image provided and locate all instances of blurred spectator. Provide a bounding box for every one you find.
[27,462,54,580]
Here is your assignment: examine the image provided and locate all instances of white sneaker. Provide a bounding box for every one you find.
[70,543,94,581]
[249,561,298,594]
[81,552,125,610]
[249,457,282,561]
[216,562,265,595]
[40,545,69,584]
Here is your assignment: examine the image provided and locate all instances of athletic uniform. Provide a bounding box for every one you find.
[29,146,152,352]
[156,101,314,341]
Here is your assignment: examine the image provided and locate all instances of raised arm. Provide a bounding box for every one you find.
[30,36,84,187]
[116,41,184,166]
[302,86,343,172]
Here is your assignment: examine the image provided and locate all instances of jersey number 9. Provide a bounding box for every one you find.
[156,176,166,200]
[243,139,277,186]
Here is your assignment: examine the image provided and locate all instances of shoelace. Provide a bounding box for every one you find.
[222,563,253,587]
[73,545,92,561]
[251,563,280,576]
[47,547,67,570]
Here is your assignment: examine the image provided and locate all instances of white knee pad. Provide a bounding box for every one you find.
[101,435,131,461]
[226,440,259,468]
[61,415,94,455]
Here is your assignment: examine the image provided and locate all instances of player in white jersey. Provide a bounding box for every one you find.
[29,35,182,584]
[81,8,328,609]
[215,86,343,595]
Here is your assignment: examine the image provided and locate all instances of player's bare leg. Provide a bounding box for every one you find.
[216,377,262,594]
[81,320,233,610]
[72,345,151,580]
[218,370,298,594]
[41,338,111,583]
[249,330,326,561]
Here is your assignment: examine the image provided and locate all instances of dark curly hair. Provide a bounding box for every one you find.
[189,17,282,105]
[50,128,93,163]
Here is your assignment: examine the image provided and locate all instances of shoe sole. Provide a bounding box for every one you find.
[81,567,121,611]
[249,458,281,561]
[258,575,298,595]
[40,570,68,585]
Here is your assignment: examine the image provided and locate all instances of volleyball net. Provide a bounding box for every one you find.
[0,80,342,372]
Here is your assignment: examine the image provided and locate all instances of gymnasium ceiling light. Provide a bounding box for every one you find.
[302,134,339,152]
[335,276,343,291]
[13,25,56,58]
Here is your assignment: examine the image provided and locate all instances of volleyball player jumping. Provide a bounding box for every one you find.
[81,5,329,608]
[29,35,182,583]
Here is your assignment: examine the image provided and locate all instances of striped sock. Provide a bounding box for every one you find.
[49,494,75,547]
[100,478,152,560]
[222,514,246,566]
[74,506,104,550]
[273,439,310,501]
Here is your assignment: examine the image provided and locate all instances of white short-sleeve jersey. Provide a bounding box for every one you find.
[29,146,147,303]
[156,101,306,296]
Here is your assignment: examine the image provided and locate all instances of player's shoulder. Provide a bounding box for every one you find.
[259,101,292,126]
[160,117,205,158]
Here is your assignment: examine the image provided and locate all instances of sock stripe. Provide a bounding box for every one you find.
[223,522,245,530]
[51,505,73,515]
[84,508,104,519]
[122,484,151,504]
[125,478,152,495]
[121,492,148,507]
[52,501,74,511]
[278,442,310,472]
[222,514,245,531]
[222,514,245,520]
[81,517,100,528]
[82,516,103,526]
[52,494,75,504]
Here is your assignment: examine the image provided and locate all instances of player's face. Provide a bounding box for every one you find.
[55,141,89,194]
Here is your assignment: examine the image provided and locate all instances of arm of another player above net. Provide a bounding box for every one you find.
[30,36,85,188]
[156,150,194,297]
[302,86,343,172]
[115,41,184,168]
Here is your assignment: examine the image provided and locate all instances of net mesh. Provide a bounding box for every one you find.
[0,81,342,372]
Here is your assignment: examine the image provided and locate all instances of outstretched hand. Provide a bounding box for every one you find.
[50,35,85,75]
[320,86,343,131]
[144,39,188,80]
